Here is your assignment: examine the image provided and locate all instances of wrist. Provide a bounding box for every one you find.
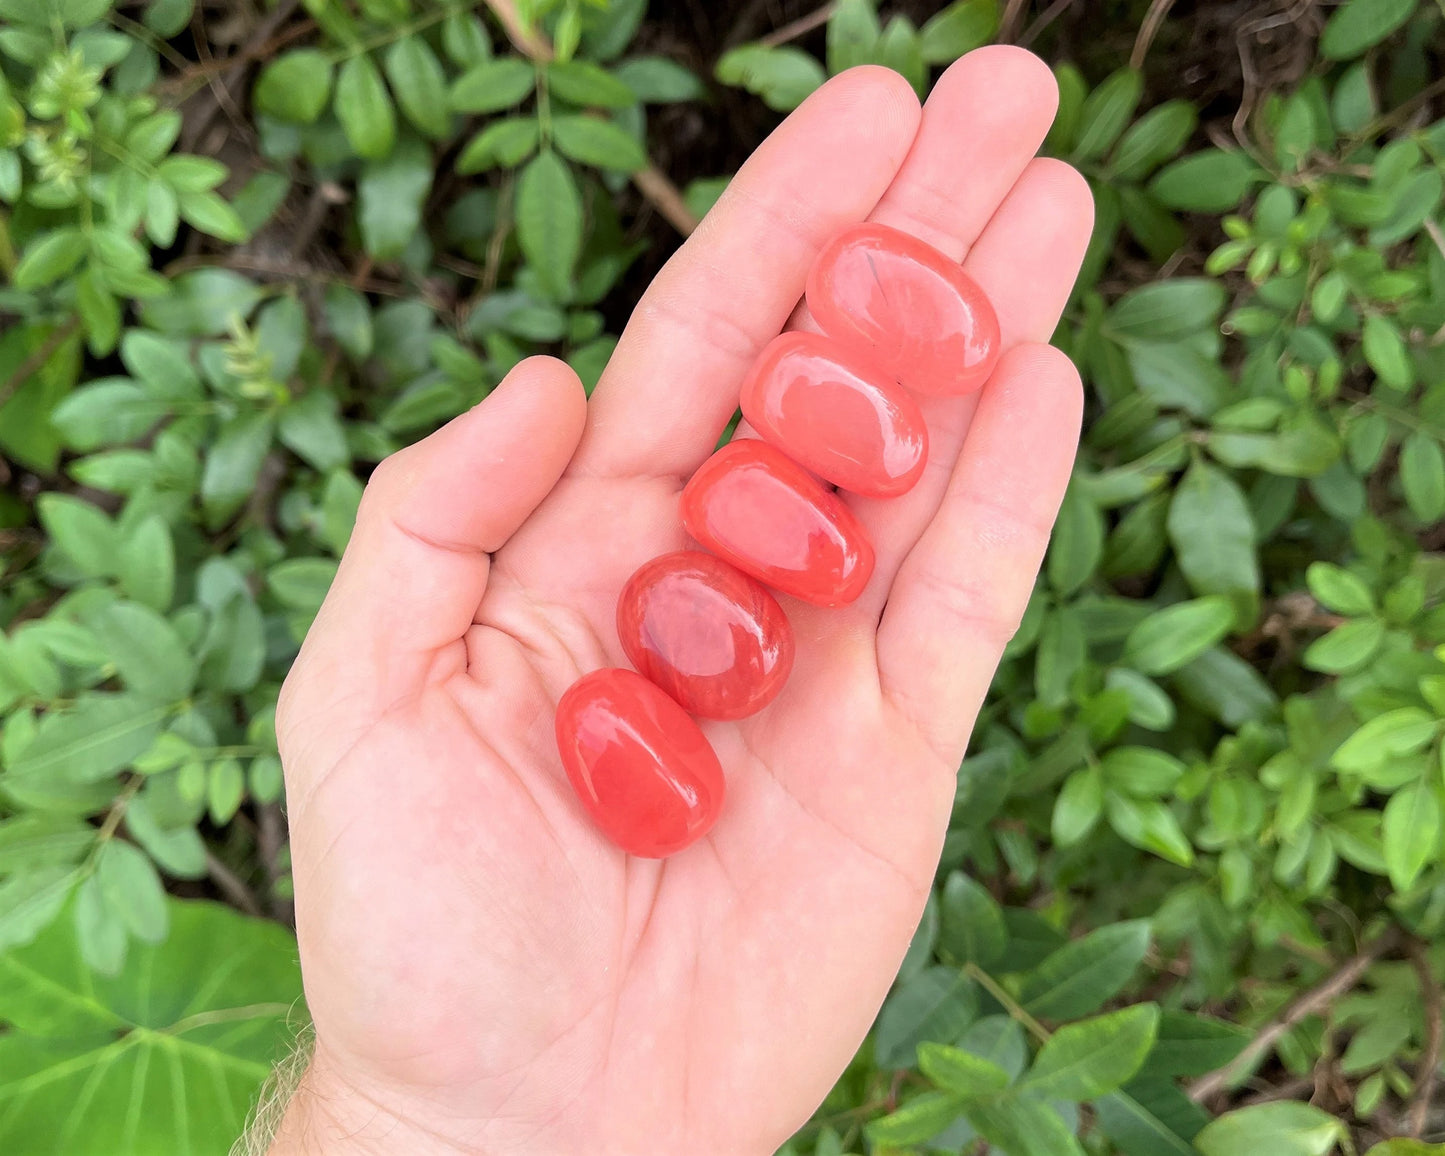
[267,1047,477,1156]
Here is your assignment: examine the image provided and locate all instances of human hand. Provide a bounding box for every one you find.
[270,47,1092,1156]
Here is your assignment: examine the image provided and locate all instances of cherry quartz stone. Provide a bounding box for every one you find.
[618,551,793,721]
[806,222,1002,396]
[739,331,928,498]
[680,439,875,607]
[555,667,724,858]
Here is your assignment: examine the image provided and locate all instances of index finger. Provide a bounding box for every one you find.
[571,66,920,481]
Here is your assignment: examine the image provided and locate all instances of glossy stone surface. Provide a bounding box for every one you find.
[556,668,724,858]
[680,439,875,607]
[739,331,928,498]
[806,222,1001,396]
[618,551,794,721]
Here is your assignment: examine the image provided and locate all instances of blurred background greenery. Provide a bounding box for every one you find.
[0,0,1443,1153]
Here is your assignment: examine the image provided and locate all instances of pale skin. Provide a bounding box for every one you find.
[270,48,1094,1156]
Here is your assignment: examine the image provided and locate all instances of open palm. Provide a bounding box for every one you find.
[273,48,1093,1156]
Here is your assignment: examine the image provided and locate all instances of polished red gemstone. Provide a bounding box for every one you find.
[680,439,874,607]
[618,551,793,721]
[806,222,1001,396]
[555,668,724,858]
[739,331,928,498]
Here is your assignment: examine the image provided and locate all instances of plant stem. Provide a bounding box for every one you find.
[964,963,1051,1044]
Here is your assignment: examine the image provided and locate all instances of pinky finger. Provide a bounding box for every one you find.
[874,342,1083,762]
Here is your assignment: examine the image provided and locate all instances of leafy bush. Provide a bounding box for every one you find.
[0,0,1443,1153]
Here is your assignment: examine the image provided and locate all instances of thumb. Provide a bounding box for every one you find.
[280,356,587,772]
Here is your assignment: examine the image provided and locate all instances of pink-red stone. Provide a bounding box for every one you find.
[555,668,724,858]
[739,331,928,498]
[680,439,874,607]
[618,551,793,721]
[806,222,1001,396]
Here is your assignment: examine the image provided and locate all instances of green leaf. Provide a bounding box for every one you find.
[96,840,167,944]
[252,49,333,123]
[1306,562,1374,616]
[178,189,248,242]
[1105,793,1195,866]
[940,871,1006,967]
[827,0,881,74]
[0,898,302,1153]
[547,60,636,108]
[267,558,338,613]
[36,493,118,578]
[1319,0,1419,59]
[450,56,535,113]
[279,390,349,471]
[336,53,397,160]
[516,150,583,300]
[1400,431,1445,522]
[875,965,979,1068]
[358,135,434,261]
[442,10,491,65]
[1108,278,1224,342]
[1196,1102,1344,1156]
[1100,748,1185,798]
[1149,149,1258,211]
[875,15,925,98]
[1074,69,1142,162]
[1053,767,1104,847]
[1303,619,1384,674]
[1048,482,1103,596]
[1382,778,1441,891]
[1110,101,1197,182]
[73,874,126,976]
[1366,1143,1445,1156]
[197,594,266,694]
[140,268,262,337]
[87,601,196,703]
[613,56,704,103]
[918,0,998,63]
[1095,1079,1203,1156]
[1332,707,1437,773]
[0,817,92,875]
[552,114,647,172]
[1105,668,1176,731]
[1148,1011,1249,1077]
[918,1042,1012,1095]
[1124,596,1235,676]
[1362,314,1412,390]
[201,411,275,529]
[1167,458,1259,604]
[384,35,450,137]
[715,45,826,112]
[323,284,373,360]
[13,227,87,289]
[964,1093,1086,1156]
[865,1091,967,1147]
[1021,1004,1159,1101]
[456,117,540,172]
[208,757,246,825]
[5,694,164,784]
[0,868,79,955]
[124,793,206,879]
[1020,920,1151,1020]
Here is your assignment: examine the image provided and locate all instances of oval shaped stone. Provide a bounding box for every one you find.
[680,439,875,607]
[618,551,794,720]
[740,331,928,498]
[555,668,724,858]
[806,222,1001,396]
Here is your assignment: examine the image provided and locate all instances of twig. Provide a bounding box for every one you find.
[206,850,265,918]
[482,0,698,235]
[183,0,300,152]
[1020,0,1079,49]
[758,3,837,48]
[1188,929,1399,1102]
[287,181,350,261]
[1409,939,1443,1138]
[258,802,294,925]
[0,318,81,410]
[998,0,1030,43]
[1130,0,1176,70]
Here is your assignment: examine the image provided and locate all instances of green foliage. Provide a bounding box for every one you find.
[3,0,1445,1152]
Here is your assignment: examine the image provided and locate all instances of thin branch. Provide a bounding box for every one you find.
[1188,929,1399,1103]
[758,3,837,48]
[1409,939,1443,1138]
[1130,0,1177,71]
[998,0,1030,43]
[481,0,698,235]
[206,850,264,918]
[0,318,81,410]
[1020,0,1078,49]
